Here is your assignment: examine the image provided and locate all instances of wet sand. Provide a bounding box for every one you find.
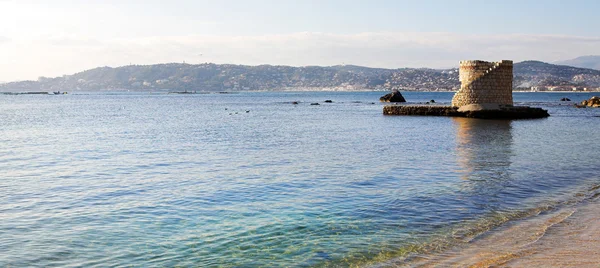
[503,200,600,267]
[381,197,600,267]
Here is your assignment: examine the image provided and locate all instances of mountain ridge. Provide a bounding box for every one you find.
[555,55,600,71]
[2,61,600,92]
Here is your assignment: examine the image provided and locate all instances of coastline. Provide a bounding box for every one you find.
[378,194,600,267]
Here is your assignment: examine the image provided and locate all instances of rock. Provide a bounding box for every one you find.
[292,101,299,105]
[430,99,436,103]
[324,100,333,103]
[592,97,600,107]
[379,90,406,102]
[310,103,320,105]
[580,96,600,107]
[560,98,571,101]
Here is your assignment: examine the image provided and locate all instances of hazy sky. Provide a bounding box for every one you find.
[1,0,599,81]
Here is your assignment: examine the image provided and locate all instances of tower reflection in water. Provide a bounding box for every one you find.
[453,117,513,184]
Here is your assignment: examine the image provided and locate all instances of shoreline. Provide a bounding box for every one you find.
[1,89,599,94]
[378,195,600,267]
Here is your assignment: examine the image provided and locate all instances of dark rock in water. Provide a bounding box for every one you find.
[379,90,406,103]
[581,96,600,107]
[310,103,320,105]
[560,97,571,101]
[292,101,299,105]
[383,105,549,119]
[324,100,333,103]
[430,99,436,103]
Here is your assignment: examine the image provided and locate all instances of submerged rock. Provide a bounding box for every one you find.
[379,90,406,103]
[310,103,320,105]
[560,97,571,101]
[324,100,333,103]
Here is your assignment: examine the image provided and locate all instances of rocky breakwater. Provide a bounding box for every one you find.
[383,104,549,119]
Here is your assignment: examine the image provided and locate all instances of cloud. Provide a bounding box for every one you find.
[0,36,10,44]
[104,32,600,68]
[2,32,600,81]
[46,35,104,47]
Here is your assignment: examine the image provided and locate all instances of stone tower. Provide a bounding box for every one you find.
[451,60,513,108]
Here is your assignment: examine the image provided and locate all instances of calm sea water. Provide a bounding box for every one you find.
[1,91,600,267]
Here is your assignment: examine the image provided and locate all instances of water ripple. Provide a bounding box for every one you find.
[1,92,599,266]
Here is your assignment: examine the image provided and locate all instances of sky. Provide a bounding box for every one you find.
[1,0,600,82]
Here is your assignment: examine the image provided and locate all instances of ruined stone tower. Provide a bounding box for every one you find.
[451,60,513,108]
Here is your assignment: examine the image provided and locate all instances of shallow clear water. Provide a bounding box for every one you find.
[1,91,599,267]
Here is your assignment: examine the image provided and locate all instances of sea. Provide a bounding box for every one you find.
[1,91,600,267]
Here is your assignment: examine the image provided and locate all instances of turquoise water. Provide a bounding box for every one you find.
[1,91,600,267]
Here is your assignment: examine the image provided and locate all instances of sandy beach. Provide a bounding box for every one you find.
[502,199,600,267]
[387,196,600,267]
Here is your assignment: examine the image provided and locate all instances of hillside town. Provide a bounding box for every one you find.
[1,61,600,92]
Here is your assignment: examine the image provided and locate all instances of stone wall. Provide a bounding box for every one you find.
[451,60,513,107]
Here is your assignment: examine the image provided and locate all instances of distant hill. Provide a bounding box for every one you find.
[513,60,600,88]
[0,63,459,92]
[555,55,600,70]
[1,61,600,92]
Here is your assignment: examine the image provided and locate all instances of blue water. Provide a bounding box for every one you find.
[1,91,600,267]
